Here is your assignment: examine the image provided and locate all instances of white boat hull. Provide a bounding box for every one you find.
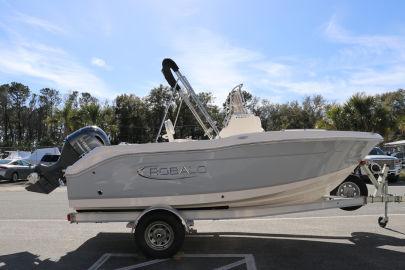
[66,130,381,211]
[69,165,355,210]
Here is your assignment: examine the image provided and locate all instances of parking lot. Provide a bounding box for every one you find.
[1,181,405,270]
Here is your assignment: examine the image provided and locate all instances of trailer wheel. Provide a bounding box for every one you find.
[134,211,185,258]
[331,175,368,211]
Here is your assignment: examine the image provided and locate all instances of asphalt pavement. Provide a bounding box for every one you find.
[1,180,405,270]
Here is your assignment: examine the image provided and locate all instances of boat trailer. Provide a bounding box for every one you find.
[67,163,404,258]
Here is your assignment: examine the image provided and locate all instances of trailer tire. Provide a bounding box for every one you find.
[331,175,368,211]
[134,211,185,258]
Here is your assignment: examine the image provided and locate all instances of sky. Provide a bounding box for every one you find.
[0,0,405,104]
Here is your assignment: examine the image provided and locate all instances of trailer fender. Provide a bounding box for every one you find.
[130,205,191,233]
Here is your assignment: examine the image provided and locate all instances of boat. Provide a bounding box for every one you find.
[64,130,379,211]
[24,58,385,258]
[26,58,382,212]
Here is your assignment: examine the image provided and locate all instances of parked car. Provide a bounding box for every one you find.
[4,151,31,160]
[391,152,405,168]
[360,147,402,182]
[27,147,60,165]
[39,154,60,165]
[0,159,35,182]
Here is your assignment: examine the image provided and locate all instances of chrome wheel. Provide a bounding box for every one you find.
[11,173,18,182]
[337,181,360,198]
[135,212,185,258]
[144,221,174,251]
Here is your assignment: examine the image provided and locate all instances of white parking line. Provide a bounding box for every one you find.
[87,253,258,270]
[180,254,255,258]
[115,259,169,270]
[214,259,247,270]
[87,253,111,270]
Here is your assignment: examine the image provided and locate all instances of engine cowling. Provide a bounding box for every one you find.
[26,126,110,194]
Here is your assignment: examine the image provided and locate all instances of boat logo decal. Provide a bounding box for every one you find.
[137,164,207,180]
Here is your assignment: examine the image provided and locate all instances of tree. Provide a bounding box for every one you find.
[115,94,149,143]
[99,101,118,143]
[0,81,403,149]
[38,88,62,145]
[77,92,100,126]
[377,89,405,140]
[302,95,327,129]
[320,93,393,139]
[256,96,326,131]
[59,91,79,137]
[8,83,30,145]
[145,85,176,141]
[0,84,10,146]
[26,93,38,145]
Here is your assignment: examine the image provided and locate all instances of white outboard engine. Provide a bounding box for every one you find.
[26,126,110,194]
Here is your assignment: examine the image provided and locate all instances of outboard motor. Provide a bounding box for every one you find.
[26,126,110,194]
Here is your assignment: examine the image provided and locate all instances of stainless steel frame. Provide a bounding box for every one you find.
[156,69,220,140]
[174,70,220,139]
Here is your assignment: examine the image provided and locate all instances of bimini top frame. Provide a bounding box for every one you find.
[160,58,220,140]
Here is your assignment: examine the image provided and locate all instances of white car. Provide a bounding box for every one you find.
[391,152,405,168]
[362,147,402,182]
[26,147,60,165]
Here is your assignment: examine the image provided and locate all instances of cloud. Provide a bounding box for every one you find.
[349,66,405,88]
[170,28,345,103]
[91,57,111,70]
[13,12,65,34]
[325,16,404,52]
[325,15,405,69]
[0,41,110,97]
[253,62,291,78]
[169,18,405,104]
[1,7,403,105]
[0,11,110,99]
[322,16,405,98]
[171,28,262,103]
